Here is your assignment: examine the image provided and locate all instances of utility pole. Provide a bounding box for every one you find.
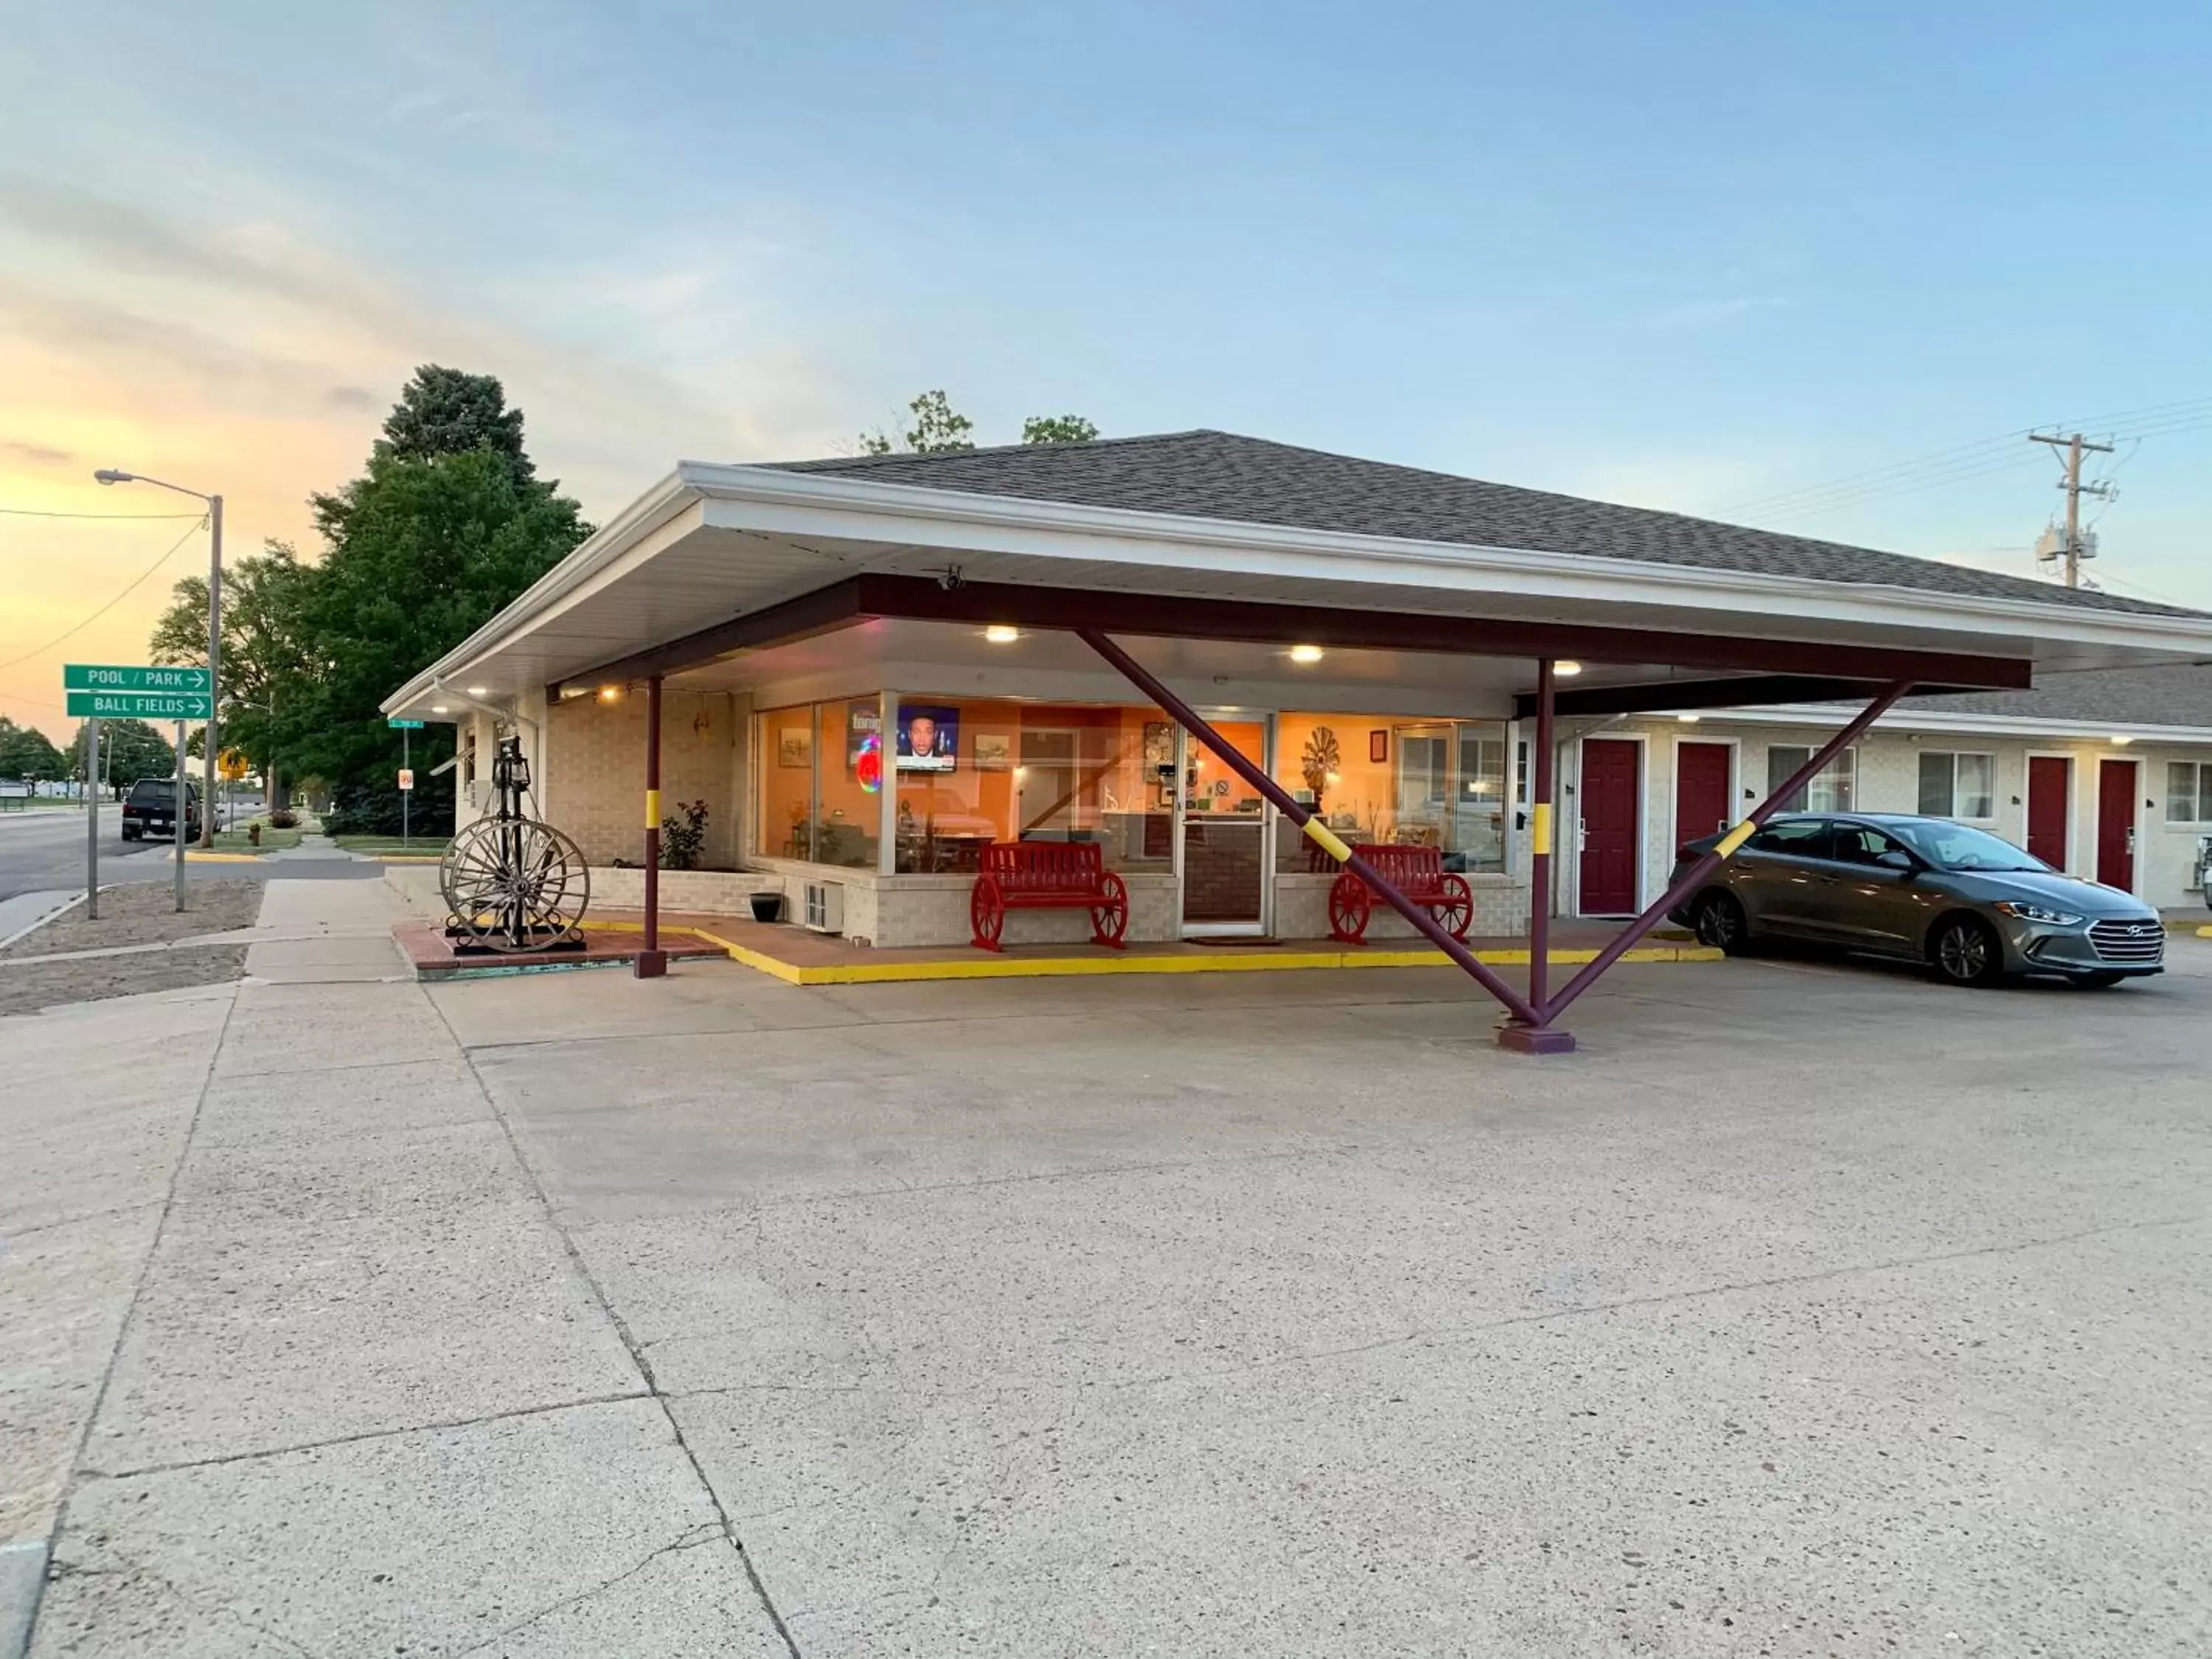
[203,493,223,847]
[2028,431,2115,588]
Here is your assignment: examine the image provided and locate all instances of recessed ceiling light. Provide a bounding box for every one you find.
[429,704,449,714]
[2110,734,2132,745]
[1677,712,1700,724]
[984,625,1020,644]
[465,684,489,696]
[1289,644,1324,664]
[1554,661,1583,677]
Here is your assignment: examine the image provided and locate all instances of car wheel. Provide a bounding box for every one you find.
[1694,892,1750,955]
[122,827,139,841]
[1930,915,2005,987]
[2066,971,2128,990]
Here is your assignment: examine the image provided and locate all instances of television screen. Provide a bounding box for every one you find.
[896,703,959,772]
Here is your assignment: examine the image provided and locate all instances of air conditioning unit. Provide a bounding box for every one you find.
[801,880,844,934]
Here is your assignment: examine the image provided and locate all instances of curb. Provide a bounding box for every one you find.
[690,932,1725,988]
[0,891,88,953]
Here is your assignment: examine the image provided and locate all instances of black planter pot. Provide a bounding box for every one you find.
[749,891,783,924]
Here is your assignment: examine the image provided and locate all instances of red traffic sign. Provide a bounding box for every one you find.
[397,769,415,791]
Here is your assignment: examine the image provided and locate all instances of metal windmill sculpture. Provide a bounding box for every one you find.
[439,736,590,953]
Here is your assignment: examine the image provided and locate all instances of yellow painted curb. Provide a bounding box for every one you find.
[186,851,267,863]
[373,855,446,863]
[678,931,1722,988]
[2197,924,2212,939]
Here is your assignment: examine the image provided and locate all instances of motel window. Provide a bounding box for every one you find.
[757,700,880,869]
[1917,751,1996,821]
[891,698,1172,873]
[1273,715,1509,874]
[1766,745,1857,813]
[2168,761,2212,824]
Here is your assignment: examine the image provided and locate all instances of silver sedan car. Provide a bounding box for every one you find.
[1670,813,2166,988]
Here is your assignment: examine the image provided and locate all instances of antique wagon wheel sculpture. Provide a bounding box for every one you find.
[440,817,590,952]
[438,736,590,953]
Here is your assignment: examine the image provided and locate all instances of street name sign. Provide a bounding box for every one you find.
[65,664,210,693]
[66,689,214,720]
[387,717,425,729]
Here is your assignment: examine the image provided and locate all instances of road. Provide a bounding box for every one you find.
[0,809,378,904]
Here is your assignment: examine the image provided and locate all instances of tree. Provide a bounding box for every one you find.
[858,392,1101,456]
[279,444,588,801]
[376,365,536,487]
[1020,414,1099,445]
[74,718,173,791]
[0,720,67,782]
[149,542,313,802]
[860,389,975,456]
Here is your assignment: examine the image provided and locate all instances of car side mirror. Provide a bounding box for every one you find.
[1875,849,1916,874]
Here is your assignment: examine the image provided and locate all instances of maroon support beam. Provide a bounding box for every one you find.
[1506,660,1568,1054]
[636,674,668,979]
[1532,679,1913,1030]
[556,574,2034,702]
[1077,629,1545,1029]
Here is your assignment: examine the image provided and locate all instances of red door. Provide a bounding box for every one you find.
[1674,741,1732,848]
[2026,756,2070,869]
[2096,758,2137,891]
[1579,739,1641,914]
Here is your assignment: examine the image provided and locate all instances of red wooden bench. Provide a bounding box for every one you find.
[970,841,1130,951]
[1328,843,1473,943]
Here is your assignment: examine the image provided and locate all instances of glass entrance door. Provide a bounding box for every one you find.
[1178,717,1271,936]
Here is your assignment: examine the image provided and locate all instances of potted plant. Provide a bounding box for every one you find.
[749,889,782,923]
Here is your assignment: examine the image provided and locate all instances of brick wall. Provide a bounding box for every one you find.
[1599,718,2212,910]
[544,689,745,868]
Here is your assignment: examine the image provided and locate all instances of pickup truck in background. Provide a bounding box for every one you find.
[121,777,204,841]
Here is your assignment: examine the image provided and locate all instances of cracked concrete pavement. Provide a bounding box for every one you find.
[4,876,2210,1655]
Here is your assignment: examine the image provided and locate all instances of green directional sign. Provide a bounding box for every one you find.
[66,690,214,720]
[387,717,425,729]
[64,664,210,694]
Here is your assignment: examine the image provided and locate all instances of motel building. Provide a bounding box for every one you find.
[383,431,2212,1051]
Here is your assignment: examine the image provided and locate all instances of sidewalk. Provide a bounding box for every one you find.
[1,877,786,1658]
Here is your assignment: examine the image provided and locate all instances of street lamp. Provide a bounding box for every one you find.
[95,469,223,848]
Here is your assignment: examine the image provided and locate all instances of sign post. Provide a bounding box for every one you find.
[389,717,424,847]
[174,720,188,911]
[84,719,100,919]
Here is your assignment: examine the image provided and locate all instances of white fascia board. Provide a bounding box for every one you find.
[681,463,2212,661]
[380,472,698,714]
[1680,704,2212,744]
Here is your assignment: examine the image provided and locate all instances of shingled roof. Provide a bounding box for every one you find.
[1902,662,2212,728]
[775,429,2194,619]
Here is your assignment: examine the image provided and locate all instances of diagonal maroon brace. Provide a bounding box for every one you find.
[1523,678,1914,1037]
[1077,630,1546,1029]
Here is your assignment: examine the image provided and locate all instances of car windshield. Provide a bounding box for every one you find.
[1888,820,2049,873]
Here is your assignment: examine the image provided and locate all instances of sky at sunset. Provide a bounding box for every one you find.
[6,0,2211,740]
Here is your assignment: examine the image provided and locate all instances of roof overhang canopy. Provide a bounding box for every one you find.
[383,462,2212,725]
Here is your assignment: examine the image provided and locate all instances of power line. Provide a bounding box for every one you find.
[0,515,207,674]
[0,507,206,520]
[1717,392,2212,525]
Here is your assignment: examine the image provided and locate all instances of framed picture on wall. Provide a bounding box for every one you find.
[973,733,1012,771]
[777,726,812,768]
[1369,729,1389,764]
[1143,721,1174,768]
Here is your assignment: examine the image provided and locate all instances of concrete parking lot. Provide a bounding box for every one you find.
[5,880,2209,1656]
